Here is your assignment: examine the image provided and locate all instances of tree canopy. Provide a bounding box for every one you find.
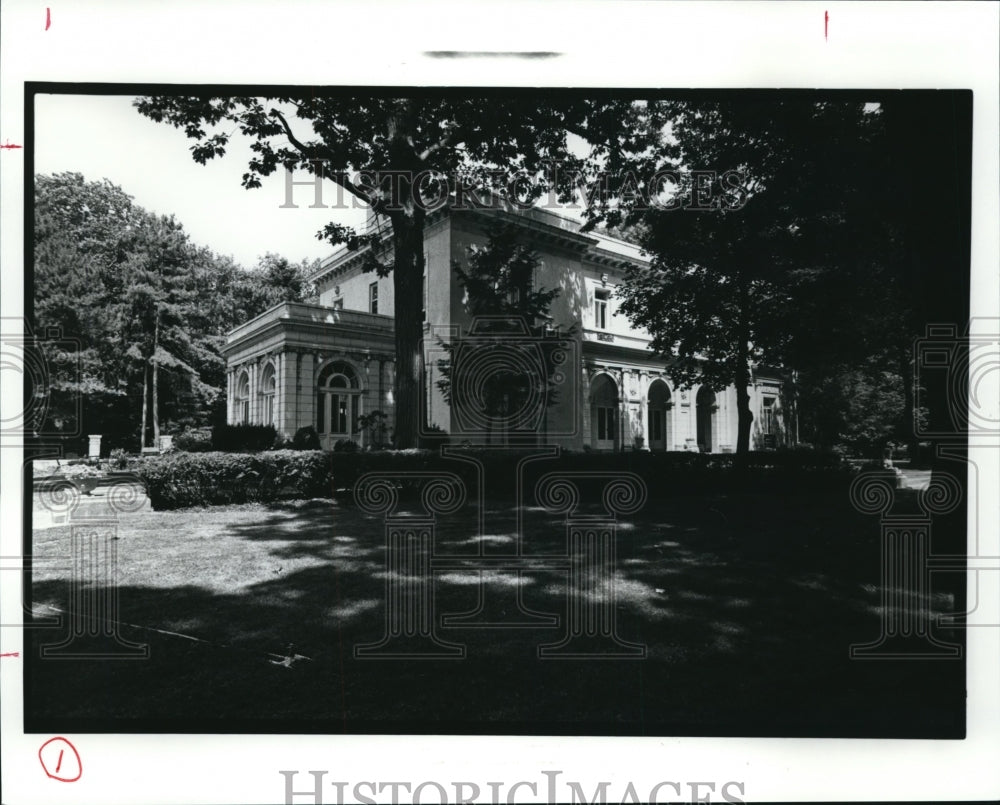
[34,171,315,451]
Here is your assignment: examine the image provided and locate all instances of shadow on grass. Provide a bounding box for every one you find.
[26,490,966,736]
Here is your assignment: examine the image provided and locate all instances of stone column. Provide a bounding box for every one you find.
[88,435,102,458]
[637,371,649,450]
[299,352,315,435]
[249,360,259,425]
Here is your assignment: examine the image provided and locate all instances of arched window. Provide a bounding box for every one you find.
[590,373,618,451]
[316,361,361,439]
[260,363,276,426]
[236,371,250,424]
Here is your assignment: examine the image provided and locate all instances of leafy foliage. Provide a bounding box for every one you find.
[611,99,909,455]
[34,172,317,452]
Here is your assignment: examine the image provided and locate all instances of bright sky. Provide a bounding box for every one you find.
[34,94,366,267]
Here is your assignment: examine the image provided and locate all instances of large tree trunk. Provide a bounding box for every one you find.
[734,317,754,457]
[389,210,426,449]
[139,363,148,450]
[385,100,427,450]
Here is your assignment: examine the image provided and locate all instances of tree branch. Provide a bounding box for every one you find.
[269,108,375,207]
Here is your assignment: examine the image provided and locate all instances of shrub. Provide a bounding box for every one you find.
[132,446,860,510]
[174,428,214,453]
[134,450,333,510]
[211,423,277,452]
[333,438,359,453]
[292,426,321,451]
[358,410,391,449]
[108,447,131,469]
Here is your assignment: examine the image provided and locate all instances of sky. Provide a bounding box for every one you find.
[34,94,366,268]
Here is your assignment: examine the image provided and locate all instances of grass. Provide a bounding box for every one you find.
[26,487,966,736]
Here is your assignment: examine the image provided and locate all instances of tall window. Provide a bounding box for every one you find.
[762,396,775,435]
[596,406,615,441]
[236,371,250,424]
[316,361,361,438]
[648,407,663,441]
[369,281,379,314]
[594,289,610,329]
[260,363,276,426]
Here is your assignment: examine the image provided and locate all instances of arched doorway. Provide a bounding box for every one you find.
[317,361,362,448]
[696,386,717,453]
[591,374,619,451]
[647,379,671,451]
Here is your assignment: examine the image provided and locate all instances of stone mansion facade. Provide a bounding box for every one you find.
[221,204,793,452]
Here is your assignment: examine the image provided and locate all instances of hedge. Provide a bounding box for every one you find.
[134,450,332,510]
[134,448,859,510]
[211,423,278,452]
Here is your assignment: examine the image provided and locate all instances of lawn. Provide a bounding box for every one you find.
[25,486,965,736]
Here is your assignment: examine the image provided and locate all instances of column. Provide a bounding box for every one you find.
[637,372,648,450]
[299,352,315,434]
[249,360,259,425]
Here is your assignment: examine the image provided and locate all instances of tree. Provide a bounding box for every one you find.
[133,95,648,447]
[610,98,894,456]
[34,172,316,450]
[435,224,574,444]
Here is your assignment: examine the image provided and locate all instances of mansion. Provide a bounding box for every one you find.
[221,204,793,452]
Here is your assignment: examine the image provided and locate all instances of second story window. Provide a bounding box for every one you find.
[369,281,379,315]
[594,289,610,330]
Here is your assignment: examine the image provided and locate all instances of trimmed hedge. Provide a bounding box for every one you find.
[134,450,332,509]
[211,424,277,452]
[134,447,859,510]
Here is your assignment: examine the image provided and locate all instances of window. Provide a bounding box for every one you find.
[369,281,379,314]
[236,371,250,424]
[762,397,776,435]
[316,361,360,437]
[594,289,610,330]
[260,363,276,426]
[649,408,663,441]
[596,406,615,441]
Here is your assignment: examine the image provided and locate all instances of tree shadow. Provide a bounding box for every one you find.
[26,490,965,737]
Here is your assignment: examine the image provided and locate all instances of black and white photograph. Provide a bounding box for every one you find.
[2,3,998,804]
